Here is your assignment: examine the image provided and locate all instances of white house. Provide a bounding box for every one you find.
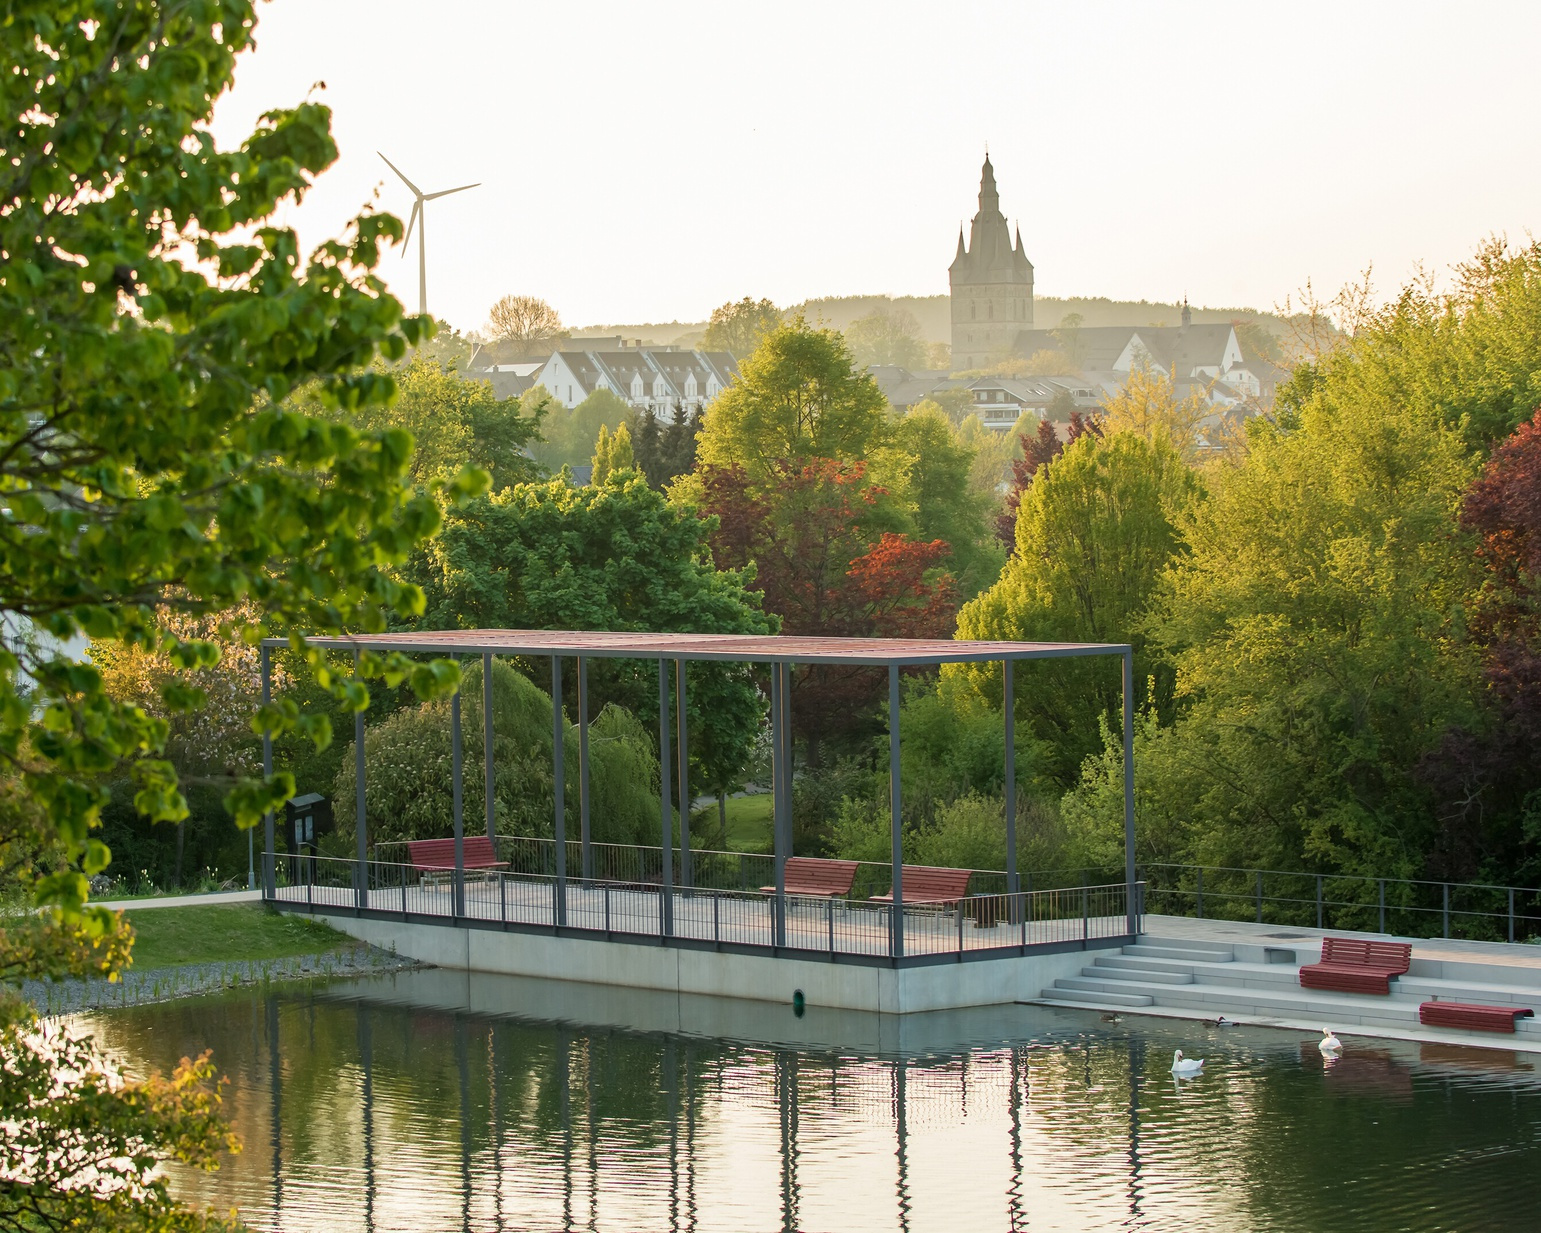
[531,346,738,419]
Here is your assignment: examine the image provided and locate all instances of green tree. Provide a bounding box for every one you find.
[695,318,894,484]
[0,0,467,1224]
[417,475,774,795]
[530,386,630,473]
[894,404,1004,599]
[1099,363,1210,462]
[701,296,781,356]
[1141,395,1483,877]
[845,305,928,369]
[952,432,1201,780]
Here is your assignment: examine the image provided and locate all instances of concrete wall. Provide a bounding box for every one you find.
[302,912,1114,1015]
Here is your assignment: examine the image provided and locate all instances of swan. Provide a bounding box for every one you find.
[1171,1049,1205,1075]
[1319,1029,1342,1055]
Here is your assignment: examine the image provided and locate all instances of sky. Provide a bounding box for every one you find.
[209,0,1541,335]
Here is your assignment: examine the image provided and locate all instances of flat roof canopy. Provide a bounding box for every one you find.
[266,629,1130,666]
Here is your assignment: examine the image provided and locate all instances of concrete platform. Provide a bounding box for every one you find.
[1030,915,1541,1054]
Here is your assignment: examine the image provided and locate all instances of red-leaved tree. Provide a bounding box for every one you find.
[699,460,956,761]
[1418,409,1541,882]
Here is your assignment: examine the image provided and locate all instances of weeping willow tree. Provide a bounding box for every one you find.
[332,658,660,847]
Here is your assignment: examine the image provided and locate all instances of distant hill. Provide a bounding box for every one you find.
[579,294,1295,349]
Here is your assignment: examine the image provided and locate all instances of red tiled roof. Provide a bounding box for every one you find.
[262,629,1127,665]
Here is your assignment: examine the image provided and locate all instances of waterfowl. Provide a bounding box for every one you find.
[1171,1049,1205,1075]
[1319,1029,1342,1054]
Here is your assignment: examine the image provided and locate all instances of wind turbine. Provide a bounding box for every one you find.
[378,152,479,318]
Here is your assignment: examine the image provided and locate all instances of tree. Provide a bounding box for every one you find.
[1418,409,1541,881]
[954,431,1199,781]
[1099,363,1210,461]
[530,386,629,473]
[699,461,956,763]
[320,355,544,492]
[416,475,774,795]
[1141,395,1481,877]
[995,411,1101,543]
[893,404,1003,599]
[695,318,894,485]
[486,294,566,349]
[701,297,781,356]
[0,0,466,1224]
[591,421,634,486]
[845,306,928,369]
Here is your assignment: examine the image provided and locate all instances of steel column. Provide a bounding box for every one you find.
[889,663,904,960]
[1004,658,1018,897]
[658,661,674,936]
[353,649,368,911]
[676,659,691,889]
[552,656,567,926]
[771,662,787,948]
[1122,650,1136,937]
[482,652,495,842]
[451,676,465,919]
[261,645,274,898]
[578,656,592,882]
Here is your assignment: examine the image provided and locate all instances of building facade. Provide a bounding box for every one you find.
[529,347,739,419]
[949,156,1034,370]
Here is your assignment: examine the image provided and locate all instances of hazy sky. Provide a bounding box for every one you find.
[210,1,1541,334]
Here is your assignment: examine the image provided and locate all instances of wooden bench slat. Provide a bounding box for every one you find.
[1420,1001,1535,1033]
[406,836,507,871]
[759,857,859,898]
[871,865,973,905]
[1299,936,1412,995]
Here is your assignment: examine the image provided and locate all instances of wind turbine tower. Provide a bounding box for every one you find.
[378,152,479,319]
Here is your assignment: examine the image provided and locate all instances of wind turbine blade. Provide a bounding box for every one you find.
[401,200,420,251]
[377,151,422,197]
[423,182,481,201]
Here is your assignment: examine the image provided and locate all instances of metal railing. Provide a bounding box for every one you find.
[1138,863,1541,943]
[267,854,1138,965]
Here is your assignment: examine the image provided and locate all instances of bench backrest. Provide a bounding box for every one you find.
[1320,937,1412,972]
[407,836,499,869]
[894,865,973,902]
[782,857,859,893]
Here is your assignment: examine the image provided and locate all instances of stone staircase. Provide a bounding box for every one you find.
[1035,933,1541,1043]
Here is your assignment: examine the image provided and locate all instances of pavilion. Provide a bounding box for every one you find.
[260,630,1141,1011]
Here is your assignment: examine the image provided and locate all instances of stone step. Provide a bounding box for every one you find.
[1123,943,1235,963]
[1084,963,1194,985]
[1039,985,1155,1008]
[1100,954,1243,977]
[1132,981,1427,1027]
[1138,936,1236,956]
[1056,975,1174,1000]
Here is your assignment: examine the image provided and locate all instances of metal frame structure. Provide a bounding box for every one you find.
[260,630,1138,961]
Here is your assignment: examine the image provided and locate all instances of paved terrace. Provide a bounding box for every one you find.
[270,870,1133,964]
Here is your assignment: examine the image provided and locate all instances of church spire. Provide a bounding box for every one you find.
[977,154,1001,220]
[955,227,966,260]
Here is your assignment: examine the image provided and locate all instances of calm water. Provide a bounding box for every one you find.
[79,969,1541,1232]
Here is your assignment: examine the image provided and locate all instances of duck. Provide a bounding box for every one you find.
[1212,1016,1239,1028]
[1171,1049,1205,1076]
[1319,1029,1342,1055]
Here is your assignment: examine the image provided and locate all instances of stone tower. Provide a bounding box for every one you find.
[949,155,1033,369]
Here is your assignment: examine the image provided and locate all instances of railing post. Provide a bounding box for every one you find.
[1316,874,1324,929]
[714,891,721,946]
[1196,866,1204,919]
[452,678,466,920]
[828,896,835,957]
[957,901,964,957]
[551,656,567,927]
[499,873,506,924]
[1255,869,1263,923]
[604,883,611,937]
[1082,886,1089,943]
[1378,879,1386,935]
[1442,882,1450,939]
[1510,888,1516,944]
[1020,890,1028,948]
[658,660,674,938]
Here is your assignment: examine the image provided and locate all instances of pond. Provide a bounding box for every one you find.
[79,969,1541,1232]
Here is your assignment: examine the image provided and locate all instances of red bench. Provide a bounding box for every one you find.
[871,865,973,906]
[406,836,507,879]
[1419,1002,1535,1033]
[760,857,859,898]
[1299,937,1412,994]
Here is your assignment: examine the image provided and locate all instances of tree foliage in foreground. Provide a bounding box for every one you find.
[1,2,468,1224]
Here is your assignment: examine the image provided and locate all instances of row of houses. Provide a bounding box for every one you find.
[470,340,738,420]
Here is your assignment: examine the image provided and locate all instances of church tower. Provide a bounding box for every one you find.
[949,155,1033,369]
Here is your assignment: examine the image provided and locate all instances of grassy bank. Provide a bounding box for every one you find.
[120,903,350,970]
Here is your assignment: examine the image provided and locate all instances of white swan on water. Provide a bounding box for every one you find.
[1171,1049,1205,1076]
[1320,1029,1343,1055]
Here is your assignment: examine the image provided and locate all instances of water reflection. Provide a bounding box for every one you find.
[78,969,1541,1233]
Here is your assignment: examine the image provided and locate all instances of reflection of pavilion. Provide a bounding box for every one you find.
[260,630,1142,1014]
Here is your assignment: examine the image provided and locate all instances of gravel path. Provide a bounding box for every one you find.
[26,942,426,1018]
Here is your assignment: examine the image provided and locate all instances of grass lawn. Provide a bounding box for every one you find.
[690,793,773,854]
[121,903,349,970]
